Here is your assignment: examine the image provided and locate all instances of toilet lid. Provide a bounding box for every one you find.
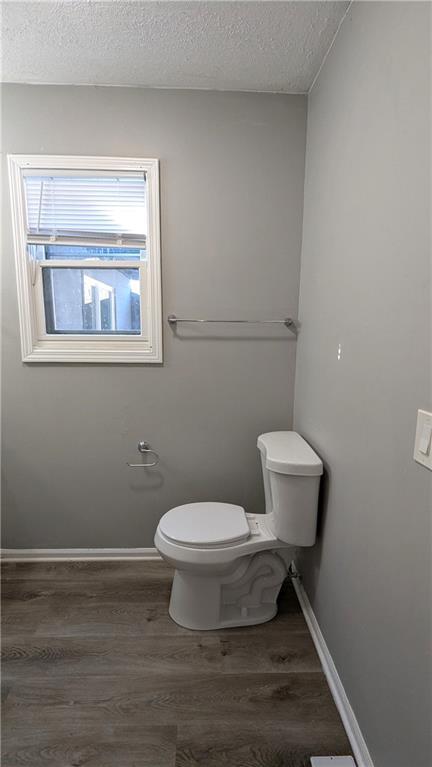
[159,502,250,547]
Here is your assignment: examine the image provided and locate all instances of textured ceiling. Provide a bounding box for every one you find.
[1,1,350,93]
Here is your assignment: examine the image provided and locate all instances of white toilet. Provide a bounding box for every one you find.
[154,431,323,630]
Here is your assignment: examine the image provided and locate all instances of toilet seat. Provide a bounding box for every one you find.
[155,508,286,569]
[159,502,250,548]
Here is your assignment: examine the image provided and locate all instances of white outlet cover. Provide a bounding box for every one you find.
[413,409,432,471]
[310,759,356,767]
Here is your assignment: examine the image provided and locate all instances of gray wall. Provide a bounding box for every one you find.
[1,85,307,547]
[294,3,431,767]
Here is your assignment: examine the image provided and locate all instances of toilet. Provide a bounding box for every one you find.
[154,431,323,630]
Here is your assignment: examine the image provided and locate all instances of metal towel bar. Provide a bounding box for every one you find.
[167,314,297,333]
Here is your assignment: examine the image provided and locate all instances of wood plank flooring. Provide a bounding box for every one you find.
[1,561,353,766]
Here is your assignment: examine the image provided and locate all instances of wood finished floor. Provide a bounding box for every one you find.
[1,561,352,767]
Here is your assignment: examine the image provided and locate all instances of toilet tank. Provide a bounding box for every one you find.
[257,432,323,546]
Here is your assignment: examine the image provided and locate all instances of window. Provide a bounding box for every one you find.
[8,155,162,362]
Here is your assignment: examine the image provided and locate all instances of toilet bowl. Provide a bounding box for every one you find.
[155,431,323,630]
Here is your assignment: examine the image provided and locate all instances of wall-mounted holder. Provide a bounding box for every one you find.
[167,314,298,336]
[127,441,159,468]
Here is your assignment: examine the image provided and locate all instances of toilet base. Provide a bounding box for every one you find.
[168,550,287,630]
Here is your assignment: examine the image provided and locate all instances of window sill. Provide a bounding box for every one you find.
[22,341,162,364]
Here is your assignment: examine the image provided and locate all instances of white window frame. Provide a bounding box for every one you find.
[7,155,162,363]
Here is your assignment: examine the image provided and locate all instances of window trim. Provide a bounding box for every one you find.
[8,155,162,363]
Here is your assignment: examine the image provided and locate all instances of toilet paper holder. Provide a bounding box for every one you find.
[127,441,159,468]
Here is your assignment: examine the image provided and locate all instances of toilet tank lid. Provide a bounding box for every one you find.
[257,431,323,476]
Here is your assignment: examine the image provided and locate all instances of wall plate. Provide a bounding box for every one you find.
[413,409,432,471]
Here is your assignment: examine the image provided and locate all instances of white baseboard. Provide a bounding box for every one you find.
[1,548,162,562]
[291,563,374,767]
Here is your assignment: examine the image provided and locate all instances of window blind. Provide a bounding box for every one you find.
[23,173,147,244]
